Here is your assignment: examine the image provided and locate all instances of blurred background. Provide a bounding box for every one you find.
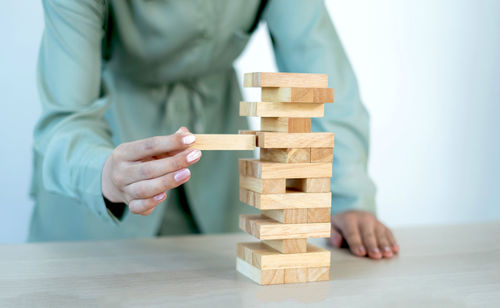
[1,1,499,243]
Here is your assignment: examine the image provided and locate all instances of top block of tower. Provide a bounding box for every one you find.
[244,72,328,88]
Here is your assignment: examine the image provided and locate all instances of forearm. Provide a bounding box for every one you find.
[264,0,376,213]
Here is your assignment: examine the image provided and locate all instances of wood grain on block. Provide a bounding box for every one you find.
[257,132,334,149]
[236,258,284,285]
[239,176,286,194]
[239,188,331,210]
[260,148,311,163]
[286,178,331,193]
[261,87,334,103]
[236,257,330,285]
[243,72,328,88]
[238,130,258,136]
[238,159,247,176]
[237,242,331,269]
[307,267,330,282]
[263,239,307,254]
[190,134,256,150]
[239,159,332,179]
[261,117,311,133]
[288,118,312,133]
[307,208,331,223]
[239,215,331,240]
[262,209,308,224]
[284,268,308,283]
[240,101,324,118]
[311,148,334,162]
[288,118,311,133]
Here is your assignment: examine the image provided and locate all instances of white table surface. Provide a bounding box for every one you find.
[0,222,499,307]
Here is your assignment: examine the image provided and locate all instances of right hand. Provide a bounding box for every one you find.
[101,127,201,216]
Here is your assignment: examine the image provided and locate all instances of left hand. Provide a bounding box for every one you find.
[329,210,399,259]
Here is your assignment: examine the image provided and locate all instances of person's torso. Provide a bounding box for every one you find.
[105,0,261,86]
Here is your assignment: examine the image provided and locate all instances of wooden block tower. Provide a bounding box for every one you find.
[236,72,335,285]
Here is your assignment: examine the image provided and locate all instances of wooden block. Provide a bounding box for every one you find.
[262,239,307,254]
[236,258,284,285]
[239,176,286,194]
[311,148,334,162]
[288,118,312,133]
[239,215,331,240]
[237,242,331,270]
[286,178,331,193]
[307,267,330,282]
[260,118,312,133]
[261,117,288,132]
[262,209,308,224]
[244,72,328,88]
[239,188,331,210]
[261,87,334,103]
[239,159,332,179]
[257,132,334,149]
[238,159,247,176]
[307,208,331,223]
[240,101,324,118]
[285,268,308,283]
[285,267,330,283]
[238,130,258,136]
[260,148,311,163]
[190,134,256,150]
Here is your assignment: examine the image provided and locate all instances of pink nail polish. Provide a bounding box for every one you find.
[182,134,196,145]
[174,168,191,182]
[384,246,392,252]
[358,246,366,255]
[153,193,165,201]
[372,248,381,254]
[186,150,201,162]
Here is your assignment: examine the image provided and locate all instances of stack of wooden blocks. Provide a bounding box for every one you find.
[237,72,335,285]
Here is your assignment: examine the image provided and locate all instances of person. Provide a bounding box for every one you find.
[30,0,399,260]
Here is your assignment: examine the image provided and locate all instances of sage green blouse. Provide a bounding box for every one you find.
[29,0,375,241]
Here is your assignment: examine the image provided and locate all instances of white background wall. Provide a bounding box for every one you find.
[1,1,499,243]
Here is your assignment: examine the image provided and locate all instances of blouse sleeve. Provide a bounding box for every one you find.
[35,0,119,223]
[263,0,377,214]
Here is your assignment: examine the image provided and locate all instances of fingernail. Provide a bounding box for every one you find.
[384,246,392,252]
[357,246,366,255]
[186,150,201,162]
[174,168,191,182]
[153,193,165,201]
[371,247,381,254]
[176,127,183,133]
[393,244,400,252]
[182,134,196,145]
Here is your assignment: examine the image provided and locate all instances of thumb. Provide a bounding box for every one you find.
[329,224,343,248]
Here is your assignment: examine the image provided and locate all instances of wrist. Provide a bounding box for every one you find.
[101,155,123,203]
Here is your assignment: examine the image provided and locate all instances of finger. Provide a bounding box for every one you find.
[375,226,393,258]
[329,225,343,248]
[176,126,191,134]
[386,229,400,254]
[125,168,191,200]
[118,131,196,161]
[141,207,156,216]
[149,128,193,159]
[341,223,366,257]
[129,192,166,215]
[360,222,382,259]
[126,149,201,183]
